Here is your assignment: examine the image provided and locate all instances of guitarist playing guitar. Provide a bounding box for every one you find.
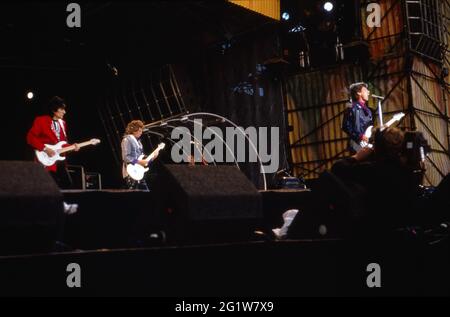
[342,82,374,153]
[343,82,405,152]
[27,96,80,189]
[121,120,163,190]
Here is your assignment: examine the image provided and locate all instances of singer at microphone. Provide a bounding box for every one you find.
[342,82,374,152]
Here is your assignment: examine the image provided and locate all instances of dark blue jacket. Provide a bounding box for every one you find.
[342,101,373,143]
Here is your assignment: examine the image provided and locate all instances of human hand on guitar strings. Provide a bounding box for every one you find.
[361,135,369,143]
[73,143,80,151]
[139,150,160,166]
[43,147,56,157]
[138,160,148,167]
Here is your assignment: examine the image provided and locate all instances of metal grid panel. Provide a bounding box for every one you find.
[368,56,412,128]
[361,0,405,60]
[97,64,188,166]
[415,119,450,185]
[411,57,450,185]
[284,0,448,184]
[405,0,446,62]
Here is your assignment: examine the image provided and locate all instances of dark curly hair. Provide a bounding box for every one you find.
[349,82,368,102]
[48,96,66,115]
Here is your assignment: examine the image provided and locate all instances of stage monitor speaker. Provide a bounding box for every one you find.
[0,161,63,255]
[156,164,263,244]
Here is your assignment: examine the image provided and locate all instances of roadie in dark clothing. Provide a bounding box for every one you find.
[331,128,420,237]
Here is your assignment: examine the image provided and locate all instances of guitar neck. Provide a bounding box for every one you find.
[381,118,399,131]
[144,148,160,162]
[59,141,93,154]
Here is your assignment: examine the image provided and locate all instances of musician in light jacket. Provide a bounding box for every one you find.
[121,120,156,190]
[342,82,374,153]
[26,96,79,188]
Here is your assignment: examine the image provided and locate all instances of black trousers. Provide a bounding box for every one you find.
[123,176,149,191]
[49,161,73,189]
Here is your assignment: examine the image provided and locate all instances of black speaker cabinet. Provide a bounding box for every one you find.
[0,161,63,255]
[156,164,263,244]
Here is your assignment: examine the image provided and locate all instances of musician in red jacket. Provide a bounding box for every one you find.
[27,96,79,188]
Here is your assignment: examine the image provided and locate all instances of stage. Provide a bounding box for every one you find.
[0,238,448,296]
[1,187,449,296]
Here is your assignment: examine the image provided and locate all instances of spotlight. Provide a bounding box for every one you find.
[323,2,334,12]
[26,91,34,99]
[282,12,290,21]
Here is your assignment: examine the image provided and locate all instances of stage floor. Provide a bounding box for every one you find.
[0,238,449,296]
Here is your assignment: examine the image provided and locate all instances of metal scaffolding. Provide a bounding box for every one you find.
[97,64,188,166]
[285,0,449,185]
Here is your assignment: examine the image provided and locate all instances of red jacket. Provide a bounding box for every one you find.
[27,115,68,172]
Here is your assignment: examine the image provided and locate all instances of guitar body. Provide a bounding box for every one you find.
[126,155,150,181]
[363,125,374,142]
[35,138,100,167]
[35,141,67,166]
[126,143,166,181]
[349,112,405,152]
[350,125,374,152]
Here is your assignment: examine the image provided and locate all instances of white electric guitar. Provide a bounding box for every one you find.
[350,112,405,151]
[126,142,166,181]
[36,138,101,166]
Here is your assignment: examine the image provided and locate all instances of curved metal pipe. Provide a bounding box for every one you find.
[185,112,267,190]
[163,117,238,169]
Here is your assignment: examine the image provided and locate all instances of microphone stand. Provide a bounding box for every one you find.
[372,95,385,127]
[377,98,383,127]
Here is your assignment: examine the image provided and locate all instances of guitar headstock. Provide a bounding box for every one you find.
[393,112,405,121]
[89,138,101,145]
[158,142,166,150]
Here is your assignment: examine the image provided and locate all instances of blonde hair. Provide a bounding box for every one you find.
[125,120,144,135]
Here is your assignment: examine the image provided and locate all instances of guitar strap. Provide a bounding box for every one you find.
[58,119,67,139]
[128,135,143,151]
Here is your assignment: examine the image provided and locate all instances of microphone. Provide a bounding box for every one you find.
[371,94,384,100]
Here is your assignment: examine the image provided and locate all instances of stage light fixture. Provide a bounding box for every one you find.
[282,12,290,21]
[288,24,306,33]
[26,91,34,99]
[323,2,334,12]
